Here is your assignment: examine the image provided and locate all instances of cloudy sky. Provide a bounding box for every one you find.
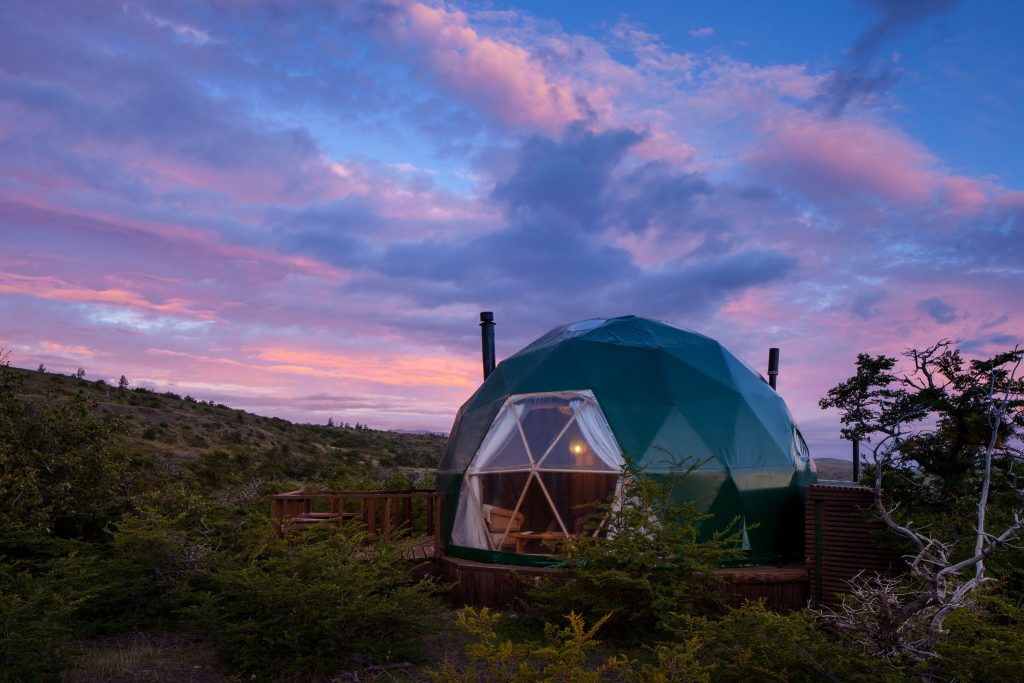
[1,0,1021,457]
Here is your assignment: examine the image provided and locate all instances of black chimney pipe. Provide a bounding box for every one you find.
[480,312,495,380]
[767,347,780,390]
[852,439,861,483]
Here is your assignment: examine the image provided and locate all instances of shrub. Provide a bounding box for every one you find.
[931,590,1024,682]
[680,601,900,682]
[0,562,76,679]
[435,602,903,683]
[431,607,630,683]
[187,524,445,679]
[73,489,225,633]
[529,455,742,641]
[0,369,128,539]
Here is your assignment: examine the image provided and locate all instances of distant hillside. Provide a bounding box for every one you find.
[3,365,447,492]
[814,457,855,481]
[6,365,859,492]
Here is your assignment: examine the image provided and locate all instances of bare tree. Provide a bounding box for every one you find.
[818,341,1024,659]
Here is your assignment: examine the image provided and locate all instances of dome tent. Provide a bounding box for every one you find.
[436,315,817,567]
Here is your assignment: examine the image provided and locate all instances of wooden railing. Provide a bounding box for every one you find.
[271,489,442,554]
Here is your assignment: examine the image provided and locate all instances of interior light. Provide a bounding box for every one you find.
[569,441,586,456]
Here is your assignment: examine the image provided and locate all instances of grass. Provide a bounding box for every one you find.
[62,619,473,682]
[62,632,229,682]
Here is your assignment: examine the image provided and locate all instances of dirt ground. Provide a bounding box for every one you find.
[60,614,472,683]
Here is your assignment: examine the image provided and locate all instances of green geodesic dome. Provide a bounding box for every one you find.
[436,315,816,567]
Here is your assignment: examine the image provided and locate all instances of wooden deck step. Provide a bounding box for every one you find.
[404,536,436,561]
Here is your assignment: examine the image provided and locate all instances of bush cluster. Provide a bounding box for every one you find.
[433,603,901,683]
[4,359,1024,681]
[529,455,743,640]
[0,366,446,680]
[189,524,444,678]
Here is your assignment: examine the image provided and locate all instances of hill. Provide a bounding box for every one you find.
[813,457,855,481]
[3,364,448,492]
[5,365,858,487]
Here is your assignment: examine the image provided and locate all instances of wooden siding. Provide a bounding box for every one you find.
[440,555,809,611]
[804,481,903,607]
[440,555,565,609]
[714,564,809,612]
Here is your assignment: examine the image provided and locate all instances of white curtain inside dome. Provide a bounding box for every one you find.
[574,400,625,471]
[451,472,488,548]
[473,404,531,471]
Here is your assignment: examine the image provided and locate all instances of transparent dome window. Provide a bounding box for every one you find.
[792,426,815,473]
[451,390,625,554]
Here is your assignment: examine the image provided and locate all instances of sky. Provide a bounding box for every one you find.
[1,0,1021,458]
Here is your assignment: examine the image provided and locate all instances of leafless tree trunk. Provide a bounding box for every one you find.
[818,344,1023,660]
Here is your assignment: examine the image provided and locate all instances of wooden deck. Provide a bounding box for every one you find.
[271,482,900,613]
[404,535,437,562]
[440,555,567,609]
[714,563,809,610]
[272,489,442,554]
[440,555,809,611]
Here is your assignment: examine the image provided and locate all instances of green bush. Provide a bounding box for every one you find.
[530,455,742,641]
[0,369,128,539]
[0,562,76,680]
[679,601,900,682]
[931,591,1024,682]
[72,488,226,633]
[432,607,630,683]
[187,524,445,679]
[435,603,904,683]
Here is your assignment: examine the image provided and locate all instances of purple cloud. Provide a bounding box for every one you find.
[917,297,958,324]
[816,0,960,116]
[0,0,1020,461]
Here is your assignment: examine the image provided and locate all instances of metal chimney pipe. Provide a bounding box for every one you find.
[480,311,495,380]
[852,439,861,482]
[767,347,780,390]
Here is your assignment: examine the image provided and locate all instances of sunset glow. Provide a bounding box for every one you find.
[1,1,1020,454]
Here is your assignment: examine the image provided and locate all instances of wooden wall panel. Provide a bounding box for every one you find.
[804,482,903,608]
[440,556,809,612]
[440,556,564,609]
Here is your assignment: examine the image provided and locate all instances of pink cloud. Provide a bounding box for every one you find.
[0,200,353,287]
[251,346,478,390]
[744,111,1012,217]
[0,271,220,320]
[997,189,1024,210]
[148,348,247,367]
[38,341,101,358]
[940,176,992,214]
[707,279,1022,459]
[146,345,480,394]
[751,114,938,204]
[395,2,585,132]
